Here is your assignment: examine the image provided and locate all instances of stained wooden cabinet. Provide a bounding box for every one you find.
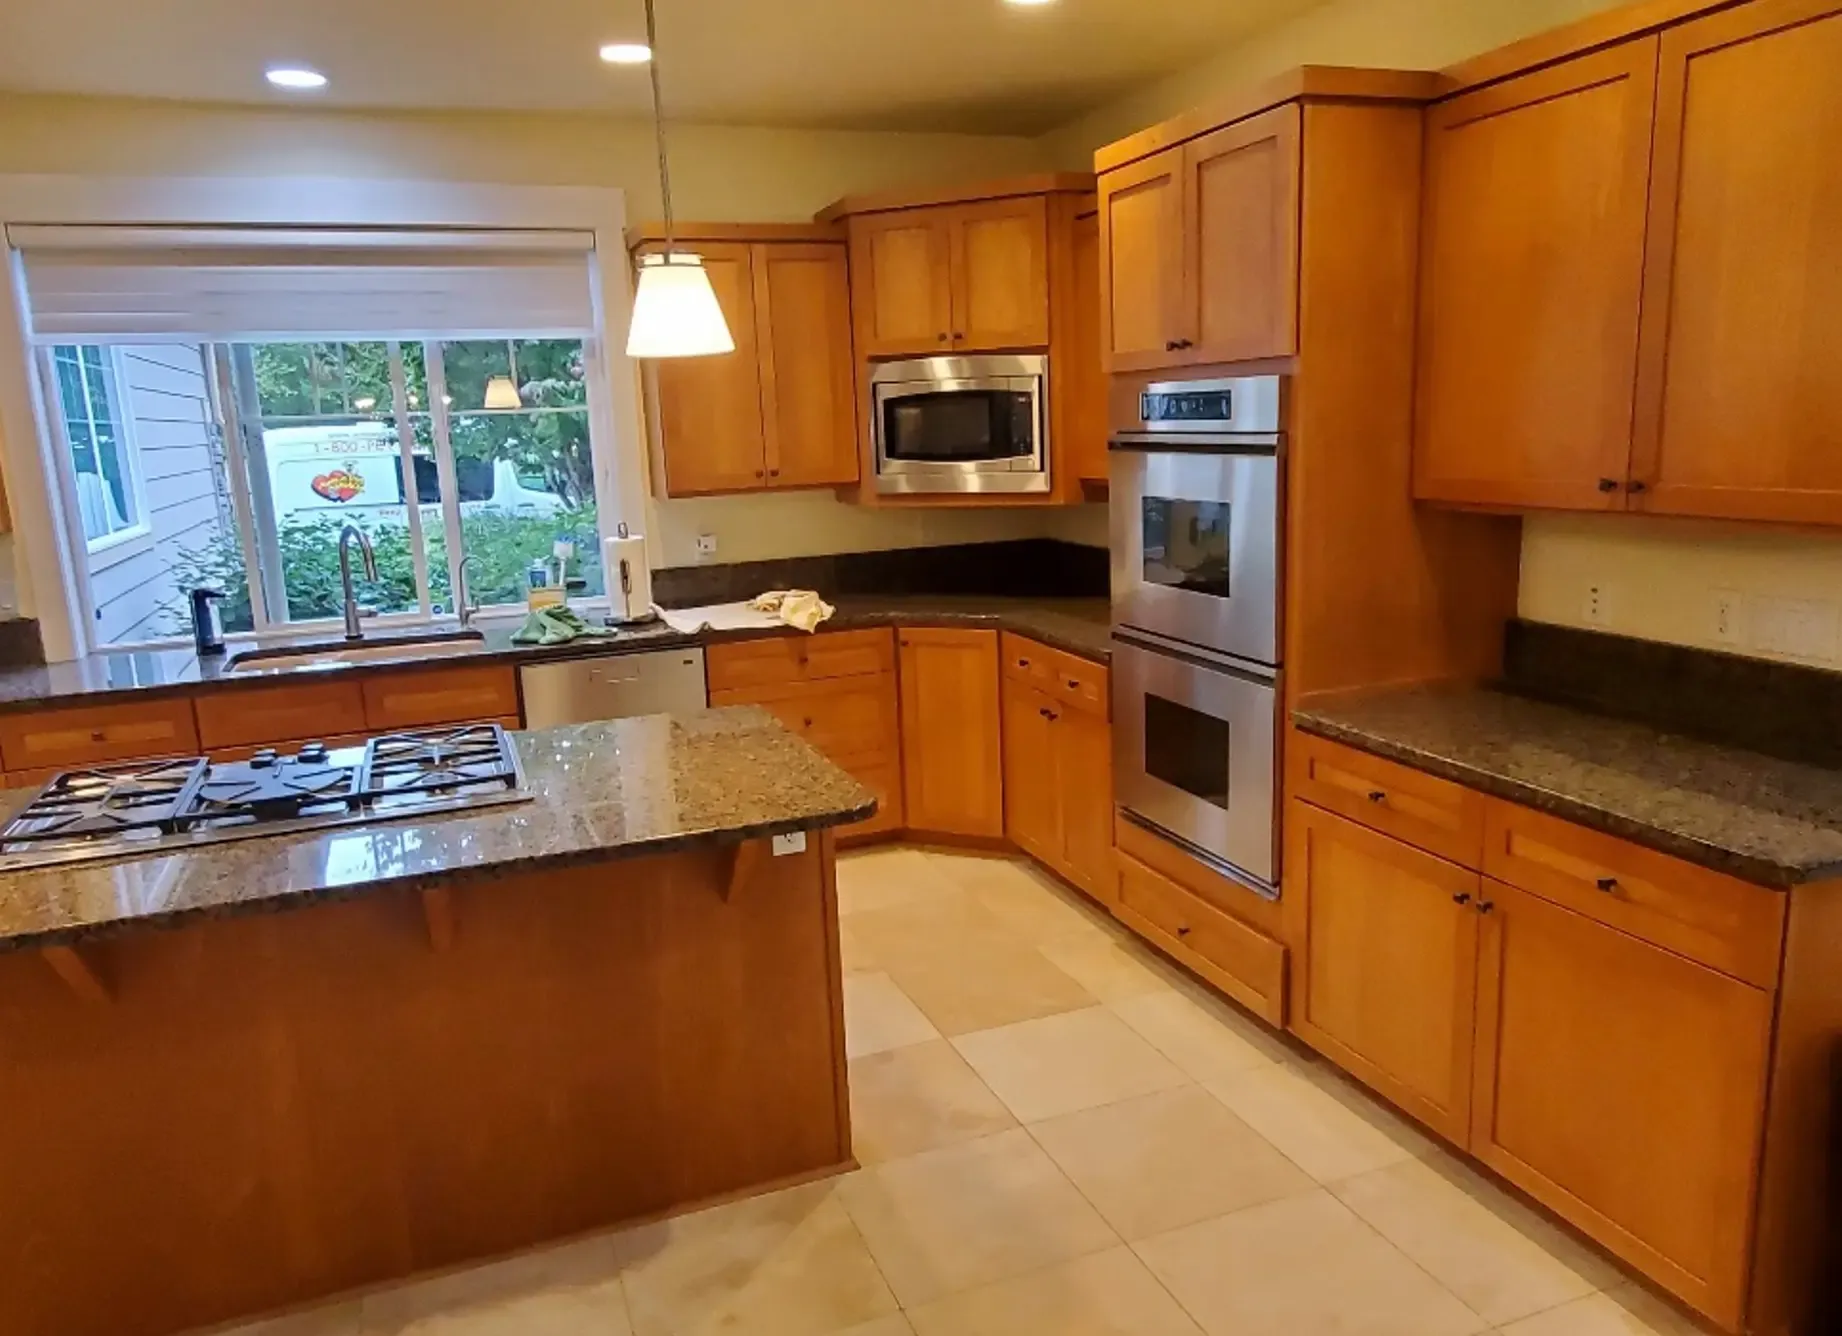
[1472,878,1772,1329]
[1414,42,1657,509]
[847,198,1049,357]
[1097,104,1299,373]
[1000,652,1114,901]
[898,627,1003,838]
[1630,0,1842,525]
[639,232,857,497]
[1064,208,1110,486]
[1285,802,1480,1145]
[0,698,198,775]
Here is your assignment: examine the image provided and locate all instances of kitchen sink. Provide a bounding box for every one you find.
[226,631,488,674]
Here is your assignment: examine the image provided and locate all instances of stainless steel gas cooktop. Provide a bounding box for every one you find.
[0,724,531,872]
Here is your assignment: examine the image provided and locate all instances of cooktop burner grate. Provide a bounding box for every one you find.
[357,724,520,800]
[0,757,208,849]
[182,755,362,827]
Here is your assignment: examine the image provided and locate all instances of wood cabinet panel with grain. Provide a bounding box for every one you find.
[898,627,1003,839]
[0,698,199,774]
[196,681,367,752]
[360,666,520,732]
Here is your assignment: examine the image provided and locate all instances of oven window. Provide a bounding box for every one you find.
[883,391,1034,464]
[1144,694,1230,809]
[1142,499,1231,597]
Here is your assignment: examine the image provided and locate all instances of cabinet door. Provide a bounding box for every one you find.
[898,628,1003,838]
[651,243,767,495]
[1472,879,1771,1329]
[1285,802,1479,1145]
[1056,707,1116,905]
[1098,148,1185,372]
[947,197,1050,351]
[1414,42,1657,510]
[1065,208,1110,485]
[849,212,953,358]
[1180,105,1300,366]
[1631,0,1842,525]
[1002,678,1059,865]
[753,243,859,489]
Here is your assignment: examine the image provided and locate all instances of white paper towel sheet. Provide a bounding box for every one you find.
[659,602,786,634]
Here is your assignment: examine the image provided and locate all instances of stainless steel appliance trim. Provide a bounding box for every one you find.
[518,647,709,729]
[1110,431,1282,452]
[871,352,1050,496]
[1139,374,1284,435]
[1111,445,1281,668]
[1111,634,1278,892]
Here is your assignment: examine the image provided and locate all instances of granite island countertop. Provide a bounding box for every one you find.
[0,708,875,954]
[1294,685,1842,889]
[0,597,1111,713]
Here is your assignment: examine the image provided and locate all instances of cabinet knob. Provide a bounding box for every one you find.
[1177,925,1192,938]
[755,469,766,480]
[1597,478,1620,493]
[90,730,107,743]
[769,469,781,478]
[1477,900,1496,915]
[1164,340,1179,352]
[1595,876,1619,893]
[1065,678,1080,690]
[1626,480,1649,495]
[803,717,814,728]
[937,333,949,343]
[1453,892,1472,906]
[1176,339,1194,350]
[1366,789,1387,803]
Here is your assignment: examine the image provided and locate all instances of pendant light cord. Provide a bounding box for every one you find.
[644,0,675,252]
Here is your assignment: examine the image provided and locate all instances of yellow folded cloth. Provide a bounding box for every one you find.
[747,589,836,634]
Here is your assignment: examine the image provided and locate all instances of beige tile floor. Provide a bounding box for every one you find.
[206,845,1719,1336]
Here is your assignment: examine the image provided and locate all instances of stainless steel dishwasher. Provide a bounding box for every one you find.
[518,647,708,728]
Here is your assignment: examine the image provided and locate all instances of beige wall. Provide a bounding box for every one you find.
[1038,0,1842,667]
[0,93,1067,624]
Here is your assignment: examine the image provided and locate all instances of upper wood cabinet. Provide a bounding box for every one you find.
[635,229,857,497]
[1064,208,1111,486]
[898,627,1003,839]
[1414,42,1657,510]
[846,198,1050,357]
[1630,0,1842,525]
[1097,104,1300,373]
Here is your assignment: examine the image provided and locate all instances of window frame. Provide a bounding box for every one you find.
[0,175,640,662]
[41,344,153,570]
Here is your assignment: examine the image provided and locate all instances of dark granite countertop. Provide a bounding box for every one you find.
[1294,686,1842,889]
[0,708,875,954]
[0,598,1110,714]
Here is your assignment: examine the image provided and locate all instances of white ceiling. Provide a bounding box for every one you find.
[0,0,1327,136]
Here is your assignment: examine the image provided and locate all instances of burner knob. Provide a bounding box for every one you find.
[297,742,328,764]
[250,749,278,769]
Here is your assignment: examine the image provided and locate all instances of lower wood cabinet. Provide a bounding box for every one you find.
[1284,802,1479,1145]
[897,628,1004,839]
[1001,672,1113,900]
[0,697,199,775]
[1472,877,1772,1329]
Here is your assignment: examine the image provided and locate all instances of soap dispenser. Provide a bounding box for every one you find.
[189,588,227,658]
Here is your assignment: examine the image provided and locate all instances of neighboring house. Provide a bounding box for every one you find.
[70,345,233,645]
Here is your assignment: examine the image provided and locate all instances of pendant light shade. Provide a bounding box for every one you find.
[627,253,735,358]
[482,374,522,409]
[624,0,734,360]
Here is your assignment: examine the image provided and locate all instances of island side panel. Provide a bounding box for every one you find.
[0,839,850,1336]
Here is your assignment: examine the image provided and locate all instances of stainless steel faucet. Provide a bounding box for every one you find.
[457,554,483,630]
[338,525,378,641]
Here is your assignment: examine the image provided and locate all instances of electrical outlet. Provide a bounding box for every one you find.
[1752,596,1838,662]
[695,533,718,561]
[1713,589,1745,646]
[1583,582,1612,627]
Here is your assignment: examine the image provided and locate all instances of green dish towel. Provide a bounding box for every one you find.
[511,605,614,646]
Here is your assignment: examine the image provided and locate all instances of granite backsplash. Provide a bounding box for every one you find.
[1504,619,1842,770]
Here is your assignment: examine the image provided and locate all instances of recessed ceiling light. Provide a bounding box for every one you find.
[265,66,328,91]
[1004,0,1059,6]
[599,42,653,65]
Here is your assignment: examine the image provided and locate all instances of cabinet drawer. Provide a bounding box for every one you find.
[0,698,199,773]
[204,732,375,765]
[360,667,521,732]
[198,682,367,751]
[1482,800,1785,988]
[1001,633,1108,719]
[707,628,897,692]
[1289,731,1484,867]
[1116,852,1286,1026]
[711,675,898,764]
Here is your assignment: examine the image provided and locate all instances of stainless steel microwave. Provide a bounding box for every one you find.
[871,354,1050,495]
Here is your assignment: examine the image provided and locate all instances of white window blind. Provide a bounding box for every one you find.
[9,225,598,342]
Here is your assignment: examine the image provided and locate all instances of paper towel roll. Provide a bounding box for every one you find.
[605,532,655,623]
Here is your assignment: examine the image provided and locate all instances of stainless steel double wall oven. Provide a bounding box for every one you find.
[1111,375,1285,895]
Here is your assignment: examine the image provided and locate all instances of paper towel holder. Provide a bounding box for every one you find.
[606,522,662,628]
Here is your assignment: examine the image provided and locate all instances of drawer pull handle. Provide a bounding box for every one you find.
[1176,925,1192,937]
[1017,658,1031,669]
[1367,789,1387,803]
[1477,900,1496,915]
[803,717,814,728]
[90,730,107,743]
[1452,892,1472,906]
[1066,678,1081,690]
[1595,876,1619,893]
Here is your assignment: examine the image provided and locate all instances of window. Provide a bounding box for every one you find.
[51,346,145,550]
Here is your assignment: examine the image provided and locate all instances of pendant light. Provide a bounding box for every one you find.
[625,0,734,358]
[482,375,522,409]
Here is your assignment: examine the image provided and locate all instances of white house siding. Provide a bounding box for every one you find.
[87,345,232,645]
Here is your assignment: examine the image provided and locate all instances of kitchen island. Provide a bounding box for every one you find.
[0,709,874,1336]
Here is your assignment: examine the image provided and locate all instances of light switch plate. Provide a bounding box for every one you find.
[772,832,807,857]
[695,534,718,560]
